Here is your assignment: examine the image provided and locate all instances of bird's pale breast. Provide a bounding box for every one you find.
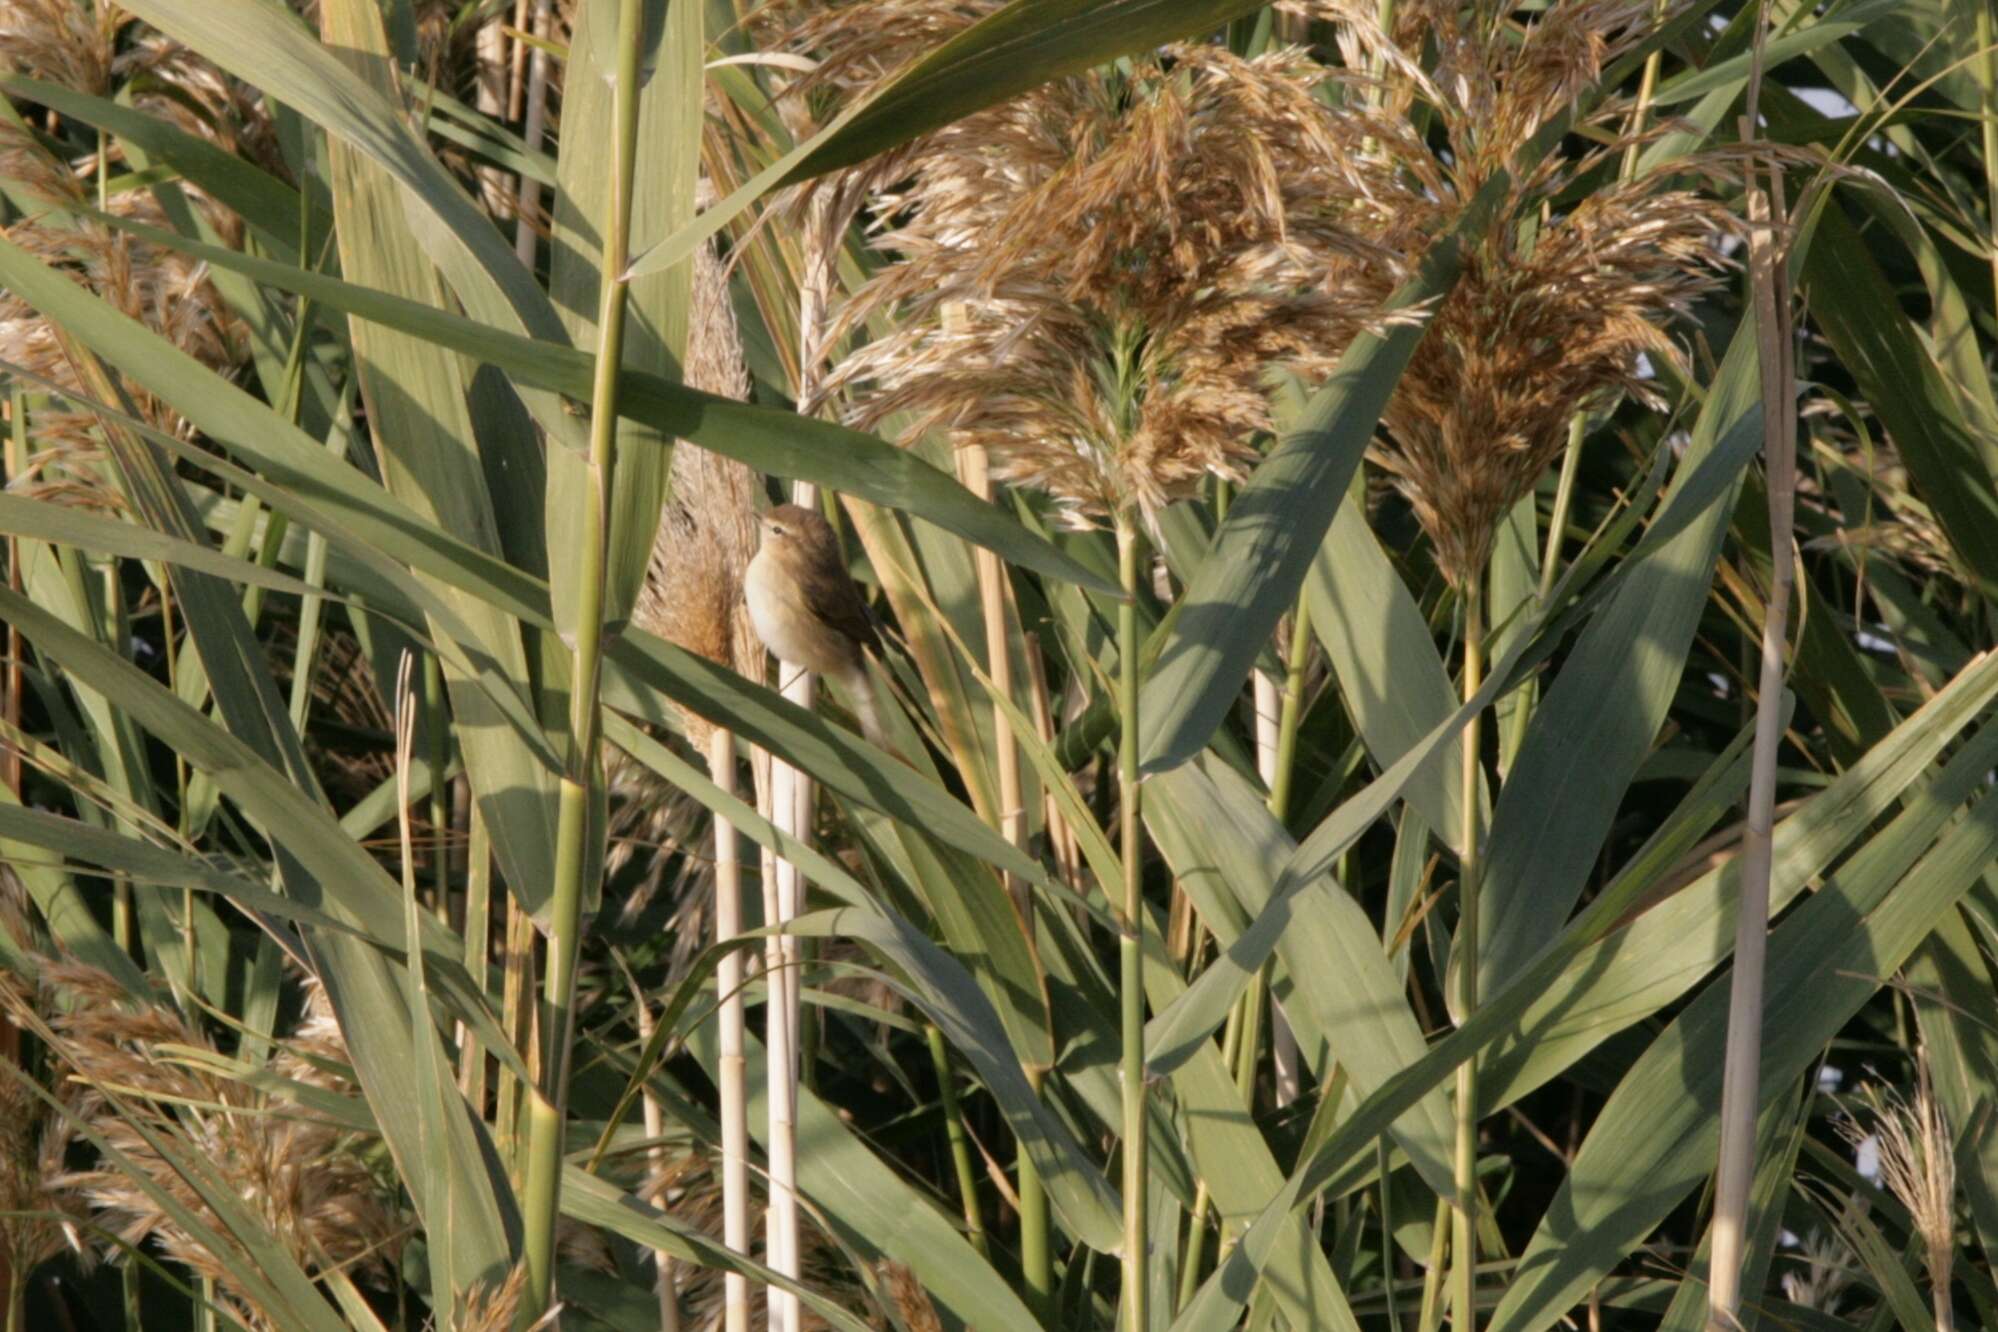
[744,547,837,671]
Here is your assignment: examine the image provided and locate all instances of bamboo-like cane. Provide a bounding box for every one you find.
[0,393,18,1332]
[1709,66,1796,1328]
[763,185,838,1332]
[1450,585,1484,1332]
[634,986,683,1332]
[519,0,646,1308]
[947,302,1033,1295]
[713,728,751,1332]
[512,0,555,265]
[632,190,764,1332]
[1115,515,1149,1332]
[472,13,511,214]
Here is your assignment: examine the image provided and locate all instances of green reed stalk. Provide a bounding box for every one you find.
[1177,595,1312,1305]
[926,1023,989,1257]
[1021,1062,1052,1319]
[1116,514,1148,1332]
[519,0,645,1310]
[1980,1,1998,333]
[1451,584,1484,1331]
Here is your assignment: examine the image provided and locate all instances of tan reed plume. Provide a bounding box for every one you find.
[0,963,404,1331]
[1333,0,1743,588]
[811,35,1406,529]
[630,214,765,743]
[1838,1048,1959,1331]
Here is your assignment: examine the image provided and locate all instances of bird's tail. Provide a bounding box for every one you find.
[841,666,890,751]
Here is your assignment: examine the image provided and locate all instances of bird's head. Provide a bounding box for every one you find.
[757,503,835,564]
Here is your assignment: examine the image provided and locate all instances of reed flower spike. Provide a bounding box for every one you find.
[814,33,1406,528]
[1838,1049,1959,1331]
[1342,0,1743,587]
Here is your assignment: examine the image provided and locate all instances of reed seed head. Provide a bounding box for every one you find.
[4,960,405,1328]
[805,23,1405,528]
[1333,0,1742,587]
[1838,1050,1958,1322]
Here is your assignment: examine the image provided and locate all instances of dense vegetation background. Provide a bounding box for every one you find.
[1,0,1996,1328]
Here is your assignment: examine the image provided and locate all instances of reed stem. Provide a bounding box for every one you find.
[520,0,644,1309]
[1116,515,1149,1332]
[953,408,1046,1303]
[711,726,751,1332]
[926,1023,989,1256]
[1710,92,1796,1329]
[1450,584,1484,1331]
[766,715,806,1332]
[1021,1066,1053,1319]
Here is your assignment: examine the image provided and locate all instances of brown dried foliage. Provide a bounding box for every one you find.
[1337,0,1742,586]
[0,964,404,1328]
[0,879,90,1287]
[1,0,270,489]
[816,33,1404,526]
[639,1144,879,1330]
[784,0,1740,573]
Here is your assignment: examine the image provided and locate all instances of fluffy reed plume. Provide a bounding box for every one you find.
[0,962,405,1330]
[0,0,116,96]
[452,1263,532,1332]
[0,124,247,463]
[0,121,247,491]
[878,1259,942,1332]
[0,879,91,1297]
[616,198,763,928]
[817,35,1404,526]
[1837,1052,1958,1330]
[1337,0,1741,587]
[631,220,764,748]
[1779,1227,1855,1315]
[0,0,301,490]
[638,1146,867,1331]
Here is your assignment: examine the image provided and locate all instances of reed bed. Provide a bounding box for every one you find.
[2,1,1996,1330]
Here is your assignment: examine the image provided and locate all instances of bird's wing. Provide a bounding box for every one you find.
[807,560,885,658]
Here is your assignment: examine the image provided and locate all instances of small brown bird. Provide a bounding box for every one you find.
[745,503,887,745]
